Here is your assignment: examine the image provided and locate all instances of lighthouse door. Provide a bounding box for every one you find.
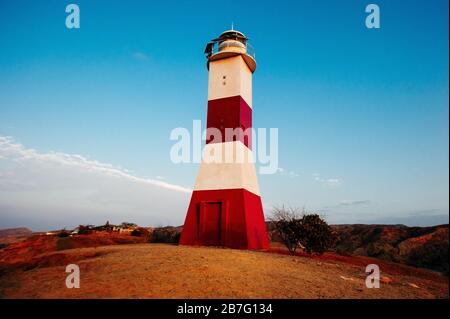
[200,202,222,246]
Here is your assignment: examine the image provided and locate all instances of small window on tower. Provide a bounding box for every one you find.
[223,75,226,79]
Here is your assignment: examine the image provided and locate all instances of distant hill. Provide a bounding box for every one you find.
[0,227,33,247]
[331,224,449,273]
[0,228,32,238]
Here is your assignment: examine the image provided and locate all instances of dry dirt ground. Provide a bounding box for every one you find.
[0,243,447,299]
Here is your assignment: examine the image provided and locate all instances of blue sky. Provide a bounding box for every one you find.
[0,0,448,230]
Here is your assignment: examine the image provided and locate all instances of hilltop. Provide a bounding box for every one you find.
[0,223,448,298]
[1,223,448,273]
[0,243,447,298]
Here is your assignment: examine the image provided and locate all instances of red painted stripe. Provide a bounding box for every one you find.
[206,95,252,149]
[180,188,269,250]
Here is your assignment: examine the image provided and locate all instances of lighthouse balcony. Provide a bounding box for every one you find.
[207,40,256,72]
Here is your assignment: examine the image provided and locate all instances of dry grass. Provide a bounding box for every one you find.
[0,244,447,299]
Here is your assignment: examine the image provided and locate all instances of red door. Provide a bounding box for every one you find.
[201,202,222,246]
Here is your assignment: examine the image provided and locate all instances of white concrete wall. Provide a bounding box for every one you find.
[208,55,252,108]
[194,141,260,196]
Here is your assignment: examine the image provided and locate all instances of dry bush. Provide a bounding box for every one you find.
[270,206,303,253]
[77,225,94,235]
[270,206,335,254]
[131,227,150,238]
[150,227,181,244]
[56,229,70,238]
[298,214,336,254]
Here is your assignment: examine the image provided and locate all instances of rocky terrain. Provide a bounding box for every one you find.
[331,224,449,273]
[0,227,32,248]
[264,222,449,274]
[0,231,148,270]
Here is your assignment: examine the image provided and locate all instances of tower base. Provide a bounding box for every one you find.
[179,188,270,250]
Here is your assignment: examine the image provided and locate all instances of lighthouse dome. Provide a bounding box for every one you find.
[218,29,247,41]
[205,28,256,73]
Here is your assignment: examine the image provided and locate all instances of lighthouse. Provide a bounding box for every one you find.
[179,29,269,250]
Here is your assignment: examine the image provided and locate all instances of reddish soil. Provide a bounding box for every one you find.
[0,240,447,299]
[268,243,446,282]
[0,232,146,270]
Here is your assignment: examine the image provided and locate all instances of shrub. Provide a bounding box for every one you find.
[57,229,70,238]
[173,231,181,244]
[77,225,93,235]
[129,227,149,238]
[297,214,336,254]
[131,229,142,237]
[150,227,181,244]
[270,206,303,253]
[271,207,336,254]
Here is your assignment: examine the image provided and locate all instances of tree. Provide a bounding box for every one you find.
[270,206,336,254]
[297,214,336,254]
[270,206,303,253]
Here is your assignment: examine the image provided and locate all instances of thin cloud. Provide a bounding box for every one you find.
[339,200,371,206]
[0,136,191,193]
[312,173,341,187]
[276,167,299,178]
[0,136,191,230]
[132,51,149,61]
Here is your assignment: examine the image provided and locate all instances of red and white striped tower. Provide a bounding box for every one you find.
[180,29,269,250]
